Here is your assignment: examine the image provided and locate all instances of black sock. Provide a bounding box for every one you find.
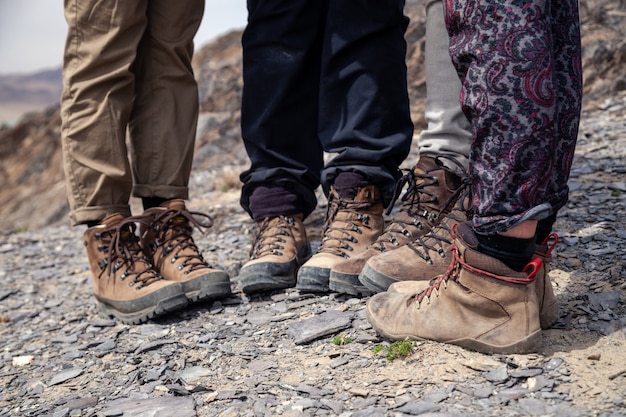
[142,197,168,211]
[474,229,536,272]
[536,213,557,244]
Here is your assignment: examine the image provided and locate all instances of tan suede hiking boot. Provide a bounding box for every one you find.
[84,213,188,324]
[366,224,542,354]
[386,232,560,329]
[535,233,559,328]
[296,185,384,293]
[358,183,471,294]
[329,155,468,296]
[141,200,232,303]
[238,214,311,294]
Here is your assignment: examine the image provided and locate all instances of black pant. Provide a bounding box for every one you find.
[240,0,413,218]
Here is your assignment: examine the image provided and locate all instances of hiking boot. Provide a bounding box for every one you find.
[84,213,188,324]
[238,214,311,294]
[535,233,559,328]
[329,155,468,296]
[141,200,232,302]
[386,232,560,330]
[296,185,384,293]
[358,182,471,294]
[366,223,542,354]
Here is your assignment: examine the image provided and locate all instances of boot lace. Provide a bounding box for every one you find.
[407,226,543,308]
[250,215,298,259]
[146,208,214,274]
[371,155,469,253]
[95,217,161,289]
[407,244,462,308]
[317,193,377,259]
[403,178,471,265]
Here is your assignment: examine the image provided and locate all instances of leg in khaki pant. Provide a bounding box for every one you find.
[61,0,201,225]
[60,0,231,324]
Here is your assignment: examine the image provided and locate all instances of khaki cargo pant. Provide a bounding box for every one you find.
[61,0,204,226]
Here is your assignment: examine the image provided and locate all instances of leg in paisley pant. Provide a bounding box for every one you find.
[365,0,583,354]
[444,0,583,236]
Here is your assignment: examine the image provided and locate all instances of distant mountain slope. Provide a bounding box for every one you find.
[0,68,62,126]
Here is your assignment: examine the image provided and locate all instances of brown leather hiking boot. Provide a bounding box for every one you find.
[366,223,542,354]
[84,213,188,324]
[329,155,468,296]
[141,200,232,302]
[386,232,560,330]
[238,214,311,294]
[296,185,384,293]
[358,182,471,294]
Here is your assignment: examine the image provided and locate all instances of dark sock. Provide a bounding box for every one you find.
[536,213,557,245]
[458,222,536,272]
[333,172,368,199]
[142,197,168,211]
[249,185,304,222]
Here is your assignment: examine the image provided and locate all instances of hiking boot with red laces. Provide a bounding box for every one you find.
[386,232,560,330]
[141,200,232,303]
[84,213,188,324]
[238,214,311,294]
[329,155,468,296]
[296,185,384,293]
[358,181,471,294]
[534,233,559,328]
[366,223,542,354]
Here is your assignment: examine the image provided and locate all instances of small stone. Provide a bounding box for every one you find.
[287,310,353,345]
[12,355,34,366]
[49,367,84,386]
[519,398,547,415]
[484,366,509,383]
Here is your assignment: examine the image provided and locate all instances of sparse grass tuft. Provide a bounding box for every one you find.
[373,340,417,361]
[332,334,354,346]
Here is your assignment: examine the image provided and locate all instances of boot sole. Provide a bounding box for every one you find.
[358,264,398,294]
[367,307,542,355]
[179,271,232,302]
[238,261,297,294]
[296,266,330,293]
[329,271,374,297]
[95,293,189,325]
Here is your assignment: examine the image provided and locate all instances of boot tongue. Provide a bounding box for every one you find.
[161,199,186,211]
[100,213,127,227]
[414,155,438,175]
[457,221,480,248]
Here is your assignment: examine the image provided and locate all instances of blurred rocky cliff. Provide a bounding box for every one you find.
[0,0,624,232]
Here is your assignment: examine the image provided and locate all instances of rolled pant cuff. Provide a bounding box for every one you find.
[70,205,132,227]
[132,184,189,201]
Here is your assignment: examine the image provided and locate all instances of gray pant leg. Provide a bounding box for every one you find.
[418,0,472,170]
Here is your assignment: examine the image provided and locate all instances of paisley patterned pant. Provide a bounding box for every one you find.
[443,0,583,234]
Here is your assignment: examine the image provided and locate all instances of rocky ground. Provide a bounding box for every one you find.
[1,91,625,416]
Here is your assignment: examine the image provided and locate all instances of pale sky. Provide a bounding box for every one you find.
[0,0,247,75]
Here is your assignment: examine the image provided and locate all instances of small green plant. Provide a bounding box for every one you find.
[611,189,621,197]
[373,340,416,361]
[332,334,354,346]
